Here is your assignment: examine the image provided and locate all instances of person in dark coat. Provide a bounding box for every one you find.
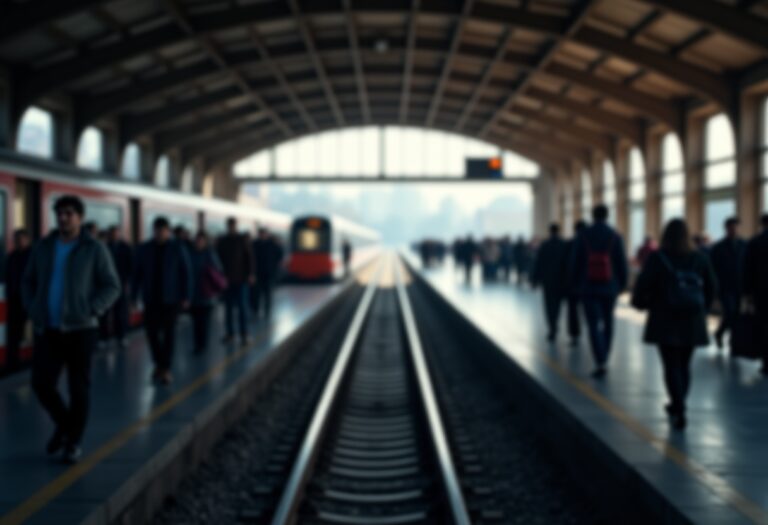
[499,235,513,281]
[742,213,768,376]
[342,238,352,276]
[631,219,717,430]
[190,231,223,354]
[513,237,530,285]
[564,220,587,345]
[532,224,569,342]
[569,205,628,378]
[709,217,746,350]
[105,226,134,349]
[216,217,254,346]
[460,235,477,285]
[5,229,32,370]
[133,217,192,385]
[252,228,283,319]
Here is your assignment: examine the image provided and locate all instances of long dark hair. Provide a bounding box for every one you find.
[661,219,691,256]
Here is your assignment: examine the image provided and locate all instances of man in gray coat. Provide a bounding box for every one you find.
[22,195,120,463]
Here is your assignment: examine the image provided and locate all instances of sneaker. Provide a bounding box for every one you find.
[546,332,556,343]
[159,371,174,386]
[590,366,607,379]
[46,428,67,457]
[61,443,82,464]
[671,413,687,431]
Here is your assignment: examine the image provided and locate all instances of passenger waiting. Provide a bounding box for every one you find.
[532,223,569,342]
[133,217,192,386]
[6,229,32,369]
[22,195,120,463]
[569,205,628,378]
[709,217,746,350]
[742,213,768,376]
[342,238,352,276]
[631,219,717,430]
[513,236,532,286]
[105,226,134,350]
[459,235,477,284]
[190,232,225,354]
[252,227,283,319]
[216,217,254,346]
[499,235,513,282]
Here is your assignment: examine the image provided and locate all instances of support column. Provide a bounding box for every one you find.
[683,114,705,235]
[53,109,77,163]
[614,145,630,241]
[737,93,762,236]
[533,170,556,238]
[644,130,663,239]
[591,150,604,206]
[0,67,12,149]
[571,161,583,221]
[103,125,119,175]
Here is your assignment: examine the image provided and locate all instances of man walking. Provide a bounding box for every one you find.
[710,217,745,349]
[22,195,120,463]
[742,213,768,376]
[217,217,254,346]
[133,217,192,385]
[6,229,32,370]
[569,205,628,378]
[532,224,569,342]
[105,226,134,349]
[252,228,283,318]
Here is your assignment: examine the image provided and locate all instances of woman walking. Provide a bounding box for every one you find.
[631,219,717,430]
[190,232,225,354]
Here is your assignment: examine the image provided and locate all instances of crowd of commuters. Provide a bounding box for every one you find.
[422,205,768,432]
[6,194,286,464]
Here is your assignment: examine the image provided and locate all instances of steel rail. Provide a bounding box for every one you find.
[394,256,473,525]
[269,257,385,525]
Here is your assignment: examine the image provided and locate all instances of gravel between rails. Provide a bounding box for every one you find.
[408,281,611,525]
[152,289,362,525]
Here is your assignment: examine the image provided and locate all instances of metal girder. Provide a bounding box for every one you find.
[162,0,292,137]
[572,27,731,107]
[249,27,317,131]
[505,105,613,152]
[478,0,595,140]
[400,0,420,123]
[341,0,371,124]
[425,0,474,127]
[642,0,768,51]
[526,87,644,143]
[498,124,591,164]
[454,28,516,132]
[288,0,345,127]
[0,0,105,45]
[154,109,266,153]
[544,62,682,127]
[184,124,270,162]
[119,86,242,145]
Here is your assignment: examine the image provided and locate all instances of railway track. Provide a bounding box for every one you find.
[268,255,470,525]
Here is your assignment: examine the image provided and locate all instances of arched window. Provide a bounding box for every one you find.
[661,133,685,224]
[233,126,539,180]
[628,147,647,253]
[603,159,617,223]
[581,168,592,218]
[76,127,104,171]
[703,113,737,239]
[180,166,195,193]
[155,155,170,188]
[16,106,53,158]
[121,143,141,180]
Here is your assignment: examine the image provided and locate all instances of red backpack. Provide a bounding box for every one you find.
[586,238,613,283]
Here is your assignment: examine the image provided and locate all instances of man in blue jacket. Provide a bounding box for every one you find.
[22,195,121,463]
[569,205,628,378]
[133,217,192,386]
[710,217,746,349]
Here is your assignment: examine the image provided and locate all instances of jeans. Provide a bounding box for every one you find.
[190,305,212,352]
[31,329,97,444]
[144,304,179,370]
[582,295,617,366]
[658,345,696,413]
[224,284,249,338]
[252,281,274,318]
[543,288,564,337]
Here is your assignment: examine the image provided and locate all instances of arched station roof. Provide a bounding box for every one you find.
[2,0,768,173]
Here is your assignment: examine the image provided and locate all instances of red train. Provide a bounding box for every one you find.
[286,215,380,281]
[0,156,291,377]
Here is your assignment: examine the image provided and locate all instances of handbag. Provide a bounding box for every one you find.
[202,264,228,298]
[730,298,763,360]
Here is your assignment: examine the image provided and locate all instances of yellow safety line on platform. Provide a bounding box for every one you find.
[535,351,768,525]
[0,258,381,525]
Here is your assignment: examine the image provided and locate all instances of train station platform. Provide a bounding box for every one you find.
[407,254,768,525]
[0,280,355,525]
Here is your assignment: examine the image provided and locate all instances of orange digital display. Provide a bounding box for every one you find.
[488,157,502,170]
[306,218,322,228]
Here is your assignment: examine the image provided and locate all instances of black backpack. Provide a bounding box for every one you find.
[656,252,705,312]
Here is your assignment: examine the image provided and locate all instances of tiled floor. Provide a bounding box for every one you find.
[0,282,346,525]
[410,255,768,525]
